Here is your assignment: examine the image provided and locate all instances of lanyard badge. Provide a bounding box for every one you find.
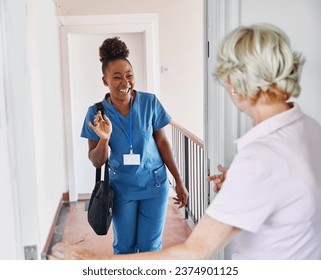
[111,98,141,166]
[123,152,141,165]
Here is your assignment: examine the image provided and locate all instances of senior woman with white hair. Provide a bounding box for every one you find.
[52,23,321,260]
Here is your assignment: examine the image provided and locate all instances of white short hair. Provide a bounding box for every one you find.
[215,23,304,100]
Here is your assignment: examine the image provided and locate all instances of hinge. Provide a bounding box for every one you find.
[207,158,211,205]
[24,245,38,260]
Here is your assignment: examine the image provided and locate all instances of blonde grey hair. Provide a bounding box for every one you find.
[215,23,304,101]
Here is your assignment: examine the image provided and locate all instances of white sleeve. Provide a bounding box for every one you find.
[206,154,274,233]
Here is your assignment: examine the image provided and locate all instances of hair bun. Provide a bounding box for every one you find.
[99,37,129,62]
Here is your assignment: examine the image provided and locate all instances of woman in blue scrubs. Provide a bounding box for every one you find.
[81,37,188,254]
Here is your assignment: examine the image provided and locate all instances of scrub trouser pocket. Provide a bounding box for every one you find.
[112,189,169,254]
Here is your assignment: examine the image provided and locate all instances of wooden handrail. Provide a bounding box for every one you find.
[170,120,204,148]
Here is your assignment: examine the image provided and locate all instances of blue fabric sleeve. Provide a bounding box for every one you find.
[152,95,171,131]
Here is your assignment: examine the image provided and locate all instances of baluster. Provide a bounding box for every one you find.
[170,121,204,225]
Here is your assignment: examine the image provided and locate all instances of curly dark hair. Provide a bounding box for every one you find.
[99,37,130,73]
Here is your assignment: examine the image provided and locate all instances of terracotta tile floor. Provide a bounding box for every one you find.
[46,192,192,259]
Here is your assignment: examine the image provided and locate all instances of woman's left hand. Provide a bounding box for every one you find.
[173,182,189,209]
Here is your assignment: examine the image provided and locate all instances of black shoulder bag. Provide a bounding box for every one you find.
[87,102,114,235]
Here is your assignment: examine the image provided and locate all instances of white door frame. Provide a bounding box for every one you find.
[205,0,242,199]
[205,0,245,260]
[0,1,21,259]
[0,0,41,259]
[60,14,160,201]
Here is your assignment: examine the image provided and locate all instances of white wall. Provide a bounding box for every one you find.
[0,0,67,259]
[58,0,204,139]
[0,0,41,259]
[0,1,21,259]
[28,0,67,249]
[241,0,321,124]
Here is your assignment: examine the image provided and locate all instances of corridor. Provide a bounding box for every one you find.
[46,191,192,259]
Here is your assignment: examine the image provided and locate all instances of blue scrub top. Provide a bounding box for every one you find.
[81,91,171,200]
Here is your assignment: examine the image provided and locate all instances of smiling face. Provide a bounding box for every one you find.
[102,59,135,101]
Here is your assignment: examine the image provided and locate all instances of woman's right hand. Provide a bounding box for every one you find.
[207,164,228,192]
[88,111,112,140]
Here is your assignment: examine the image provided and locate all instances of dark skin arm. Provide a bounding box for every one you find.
[88,139,109,168]
[87,111,112,167]
[153,127,188,208]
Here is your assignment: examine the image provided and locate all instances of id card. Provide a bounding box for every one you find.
[123,153,141,165]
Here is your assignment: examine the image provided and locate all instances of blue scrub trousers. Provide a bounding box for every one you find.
[112,188,169,254]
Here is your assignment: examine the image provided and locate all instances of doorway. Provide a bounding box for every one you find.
[60,14,160,201]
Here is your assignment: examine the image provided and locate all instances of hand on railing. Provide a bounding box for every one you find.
[207,164,228,192]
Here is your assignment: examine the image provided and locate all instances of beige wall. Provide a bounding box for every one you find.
[57,0,204,139]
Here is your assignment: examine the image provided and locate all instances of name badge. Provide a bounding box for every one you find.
[123,153,141,165]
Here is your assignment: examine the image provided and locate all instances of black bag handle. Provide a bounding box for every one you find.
[94,102,109,185]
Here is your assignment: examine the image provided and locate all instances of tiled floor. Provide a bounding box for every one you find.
[46,192,192,259]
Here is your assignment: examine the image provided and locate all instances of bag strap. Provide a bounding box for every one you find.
[94,102,109,184]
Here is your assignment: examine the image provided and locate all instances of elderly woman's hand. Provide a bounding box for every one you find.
[207,165,228,192]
